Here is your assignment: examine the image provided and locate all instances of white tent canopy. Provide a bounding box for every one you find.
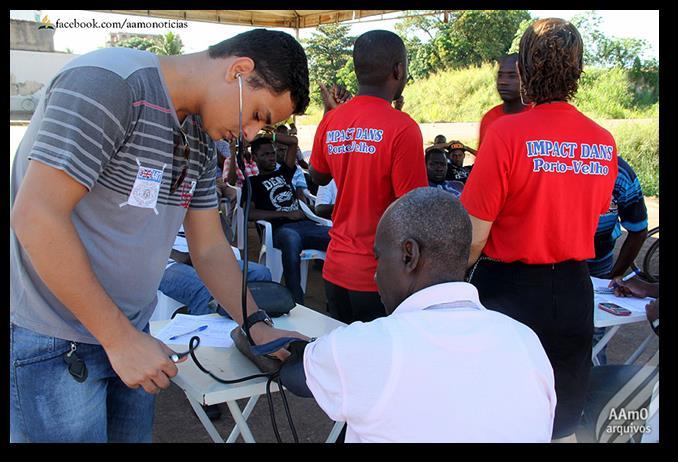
[92,10,401,30]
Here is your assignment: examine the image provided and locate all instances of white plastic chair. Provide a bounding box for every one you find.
[302,188,317,207]
[227,184,245,251]
[152,247,241,322]
[151,290,185,322]
[256,219,327,294]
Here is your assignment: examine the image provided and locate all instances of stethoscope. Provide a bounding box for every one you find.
[177,73,302,442]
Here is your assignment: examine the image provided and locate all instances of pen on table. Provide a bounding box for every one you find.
[169,325,208,341]
[610,268,640,289]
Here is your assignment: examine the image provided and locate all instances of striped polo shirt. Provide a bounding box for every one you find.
[10,47,218,344]
[587,156,648,277]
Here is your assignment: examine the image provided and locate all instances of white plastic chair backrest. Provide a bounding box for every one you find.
[227,184,244,250]
[302,188,317,207]
[231,245,242,261]
[298,200,332,227]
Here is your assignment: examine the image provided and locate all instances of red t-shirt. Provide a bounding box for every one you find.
[311,96,428,291]
[478,103,531,148]
[461,102,617,264]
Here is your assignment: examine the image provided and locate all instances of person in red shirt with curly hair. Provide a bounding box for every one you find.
[461,18,617,442]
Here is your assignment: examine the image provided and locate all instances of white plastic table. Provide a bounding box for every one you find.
[151,305,346,443]
[593,290,655,366]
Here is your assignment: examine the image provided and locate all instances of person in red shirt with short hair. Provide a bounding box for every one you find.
[478,53,531,149]
[310,30,428,324]
[461,19,617,442]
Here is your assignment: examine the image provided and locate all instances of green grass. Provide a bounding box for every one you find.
[294,64,659,196]
[296,63,658,124]
[603,119,659,197]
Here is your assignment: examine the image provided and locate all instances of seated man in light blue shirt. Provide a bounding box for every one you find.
[425,148,463,198]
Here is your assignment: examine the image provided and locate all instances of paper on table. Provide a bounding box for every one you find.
[591,277,655,314]
[591,276,615,294]
[153,313,237,348]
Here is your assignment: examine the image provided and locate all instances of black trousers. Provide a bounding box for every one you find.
[324,280,386,324]
[469,258,594,439]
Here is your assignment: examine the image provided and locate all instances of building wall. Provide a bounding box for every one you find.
[10,49,79,94]
[10,19,54,52]
[10,49,79,115]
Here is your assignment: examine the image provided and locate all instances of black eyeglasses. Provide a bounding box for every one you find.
[170,129,190,195]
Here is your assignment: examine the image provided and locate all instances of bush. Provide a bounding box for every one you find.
[399,64,658,122]
[402,64,498,123]
[603,119,659,197]
[574,67,658,119]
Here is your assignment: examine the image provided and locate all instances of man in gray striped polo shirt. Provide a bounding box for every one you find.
[10,29,309,443]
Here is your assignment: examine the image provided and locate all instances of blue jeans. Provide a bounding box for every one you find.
[273,220,331,304]
[158,260,272,316]
[9,323,155,442]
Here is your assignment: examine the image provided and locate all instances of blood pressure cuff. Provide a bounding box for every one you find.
[279,340,313,398]
[248,281,296,317]
[230,327,282,374]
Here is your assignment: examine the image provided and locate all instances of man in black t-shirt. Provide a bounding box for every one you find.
[248,134,330,304]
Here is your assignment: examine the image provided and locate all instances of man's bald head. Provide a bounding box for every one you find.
[374,187,472,313]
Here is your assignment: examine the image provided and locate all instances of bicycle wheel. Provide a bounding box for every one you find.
[631,227,659,279]
[643,238,659,282]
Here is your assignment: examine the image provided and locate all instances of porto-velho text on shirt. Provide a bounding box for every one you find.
[525,139,614,176]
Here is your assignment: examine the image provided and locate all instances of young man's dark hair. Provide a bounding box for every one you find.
[434,134,447,145]
[518,19,583,104]
[249,136,274,157]
[425,147,447,163]
[353,30,407,90]
[209,29,310,115]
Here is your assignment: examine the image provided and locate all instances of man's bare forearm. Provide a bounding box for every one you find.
[190,244,260,326]
[315,204,333,219]
[610,229,648,278]
[11,205,135,348]
[467,243,485,269]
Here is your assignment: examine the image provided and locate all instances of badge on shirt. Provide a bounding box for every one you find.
[179,180,198,209]
[119,159,166,215]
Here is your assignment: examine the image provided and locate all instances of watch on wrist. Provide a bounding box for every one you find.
[244,310,274,332]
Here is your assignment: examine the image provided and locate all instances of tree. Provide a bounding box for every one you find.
[149,31,184,56]
[396,10,531,79]
[570,11,608,67]
[570,11,651,69]
[336,58,358,96]
[441,10,531,68]
[395,11,447,79]
[116,36,156,51]
[508,18,533,54]
[303,24,355,104]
